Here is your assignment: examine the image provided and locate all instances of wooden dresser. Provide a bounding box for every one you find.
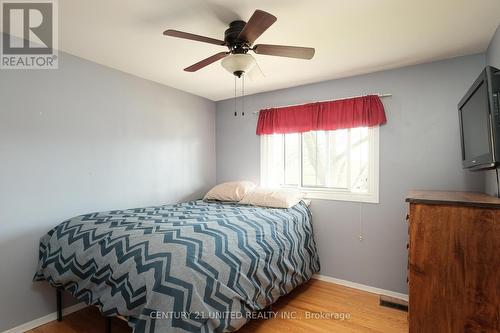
[406,190,500,333]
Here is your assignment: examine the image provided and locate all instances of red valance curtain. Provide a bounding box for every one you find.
[256,95,387,135]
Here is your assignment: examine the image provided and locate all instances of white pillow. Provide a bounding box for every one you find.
[239,188,305,209]
[204,181,256,202]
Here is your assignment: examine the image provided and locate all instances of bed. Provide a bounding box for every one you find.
[34,199,320,333]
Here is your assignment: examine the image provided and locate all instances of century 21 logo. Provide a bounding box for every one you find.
[2,1,53,54]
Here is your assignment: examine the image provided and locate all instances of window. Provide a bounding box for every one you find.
[261,127,379,203]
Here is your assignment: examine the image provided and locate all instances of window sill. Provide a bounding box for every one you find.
[304,189,379,204]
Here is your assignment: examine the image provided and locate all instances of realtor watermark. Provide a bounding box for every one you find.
[150,310,352,321]
[1,0,58,69]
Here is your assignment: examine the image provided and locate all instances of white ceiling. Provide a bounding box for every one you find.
[26,1,500,100]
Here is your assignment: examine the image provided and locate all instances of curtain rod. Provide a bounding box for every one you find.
[252,93,392,114]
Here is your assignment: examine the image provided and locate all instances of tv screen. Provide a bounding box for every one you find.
[458,66,500,170]
[460,81,490,161]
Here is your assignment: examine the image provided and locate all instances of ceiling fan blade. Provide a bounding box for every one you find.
[163,29,225,46]
[253,44,315,60]
[184,52,228,72]
[238,10,277,44]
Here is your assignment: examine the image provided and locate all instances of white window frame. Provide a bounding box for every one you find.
[260,127,379,203]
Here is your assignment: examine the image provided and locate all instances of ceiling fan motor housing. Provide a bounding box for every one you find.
[225,20,249,53]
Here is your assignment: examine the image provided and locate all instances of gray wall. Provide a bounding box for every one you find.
[216,54,486,294]
[484,24,500,196]
[0,34,216,332]
[487,24,500,67]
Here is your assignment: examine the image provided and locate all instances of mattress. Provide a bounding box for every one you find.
[34,200,320,332]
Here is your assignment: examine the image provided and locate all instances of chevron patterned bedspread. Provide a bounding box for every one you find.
[34,200,320,332]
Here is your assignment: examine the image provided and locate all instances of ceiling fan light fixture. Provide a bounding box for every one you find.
[221,54,256,77]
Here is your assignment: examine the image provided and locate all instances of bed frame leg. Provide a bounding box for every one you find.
[105,317,112,333]
[56,288,62,322]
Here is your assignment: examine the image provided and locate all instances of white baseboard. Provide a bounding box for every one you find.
[312,274,408,302]
[2,303,88,333]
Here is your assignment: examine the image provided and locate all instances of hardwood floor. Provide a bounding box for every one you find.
[27,279,408,333]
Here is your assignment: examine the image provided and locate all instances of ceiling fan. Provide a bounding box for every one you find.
[163,9,315,78]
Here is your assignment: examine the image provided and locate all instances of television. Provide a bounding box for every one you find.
[458,66,500,170]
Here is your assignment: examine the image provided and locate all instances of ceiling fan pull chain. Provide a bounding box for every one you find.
[234,75,237,116]
[242,75,245,116]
